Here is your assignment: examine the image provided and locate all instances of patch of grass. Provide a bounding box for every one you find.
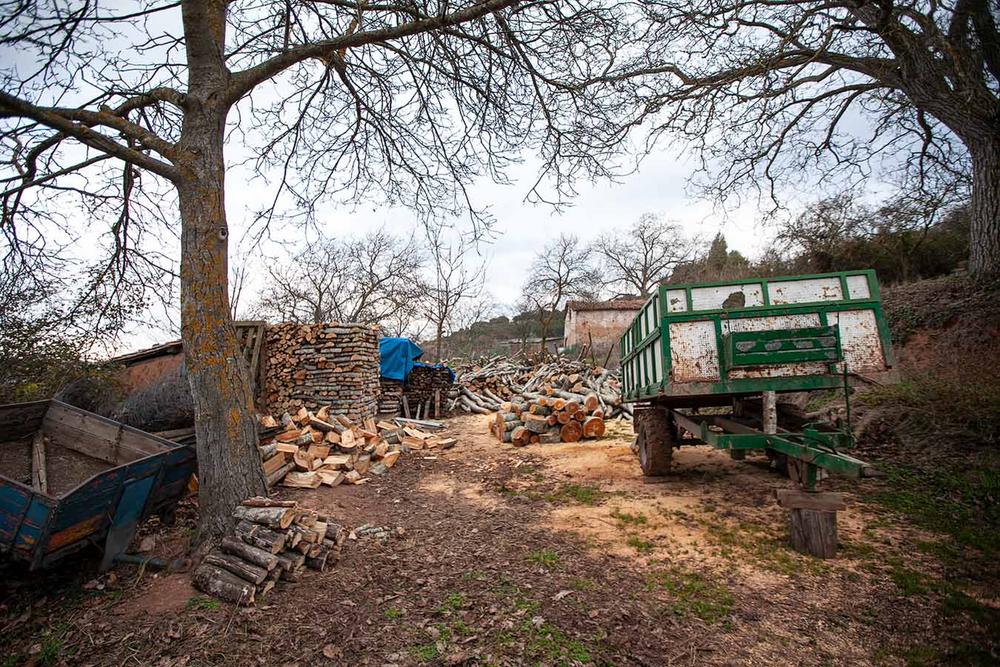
[647,567,734,624]
[610,508,648,527]
[186,596,221,611]
[523,620,592,665]
[498,593,594,666]
[409,624,453,663]
[626,536,654,554]
[384,607,403,620]
[571,578,596,591]
[703,520,829,576]
[410,642,441,663]
[889,564,931,596]
[38,636,62,667]
[870,461,1000,560]
[528,549,560,569]
[435,592,465,614]
[451,620,475,636]
[548,483,606,506]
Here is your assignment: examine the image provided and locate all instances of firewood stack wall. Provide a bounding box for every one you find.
[403,366,453,415]
[263,323,380,420]
[378,378,404,416]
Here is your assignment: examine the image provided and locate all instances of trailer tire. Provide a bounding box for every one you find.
[636,408,673,476]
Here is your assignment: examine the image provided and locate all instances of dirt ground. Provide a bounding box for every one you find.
[1,415,996,666]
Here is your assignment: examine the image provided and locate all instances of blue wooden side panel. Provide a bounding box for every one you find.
[43,467,125,554]
[147,447,196,510]
[13,495,54,558]
[0,481,33,549]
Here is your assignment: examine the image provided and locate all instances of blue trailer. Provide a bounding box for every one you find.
[0,400,196,570]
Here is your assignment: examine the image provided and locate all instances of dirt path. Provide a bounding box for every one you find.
[0,415,991,666]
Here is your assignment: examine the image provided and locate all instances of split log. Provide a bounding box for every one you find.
[275,549,306,572]
[232,505,295,530]
[233,521,286,555]
[266,460,295,488]
[192,564,255,606]
[240,496,299,507]
[262,453,288,476]
[220,535,281,570]
[204,550,270,585]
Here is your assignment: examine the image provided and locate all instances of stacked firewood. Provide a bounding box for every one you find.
[257,405,455,488]
[488,390,607,445]
[191,497,347,606]
[454,357,631,421]
[378,378,404,416]
[263,323,380,420]
[402,365,453,419]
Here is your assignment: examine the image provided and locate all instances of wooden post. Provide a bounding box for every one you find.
[402,395,411,419]
[776,490,845,558]
[762,390,777,435]
[31,432,47,494]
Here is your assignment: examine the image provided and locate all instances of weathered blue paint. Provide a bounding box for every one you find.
[0,400,197,570]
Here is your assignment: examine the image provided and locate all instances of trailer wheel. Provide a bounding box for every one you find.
[636,408,674,476]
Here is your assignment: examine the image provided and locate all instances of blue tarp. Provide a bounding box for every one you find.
[379,337,424,381]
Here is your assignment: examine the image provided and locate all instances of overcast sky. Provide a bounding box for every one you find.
[116,143,800,353]
[0,3,885,354]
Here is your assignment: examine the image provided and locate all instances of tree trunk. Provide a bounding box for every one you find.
[969,137,1000,281]
[176,1,267,541]
[178,167,267,538]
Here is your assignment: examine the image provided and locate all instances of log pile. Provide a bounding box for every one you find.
[263,323,380,420]
[378,378,404,416]
[452,357,631,421]
[488,390,607,445]
[402,365,452,419]
[191,497,347,605]
[257,405,455,488]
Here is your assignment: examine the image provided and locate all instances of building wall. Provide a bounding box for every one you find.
[564,308,639,366]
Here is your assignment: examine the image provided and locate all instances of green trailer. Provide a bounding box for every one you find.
[618,270,897,556]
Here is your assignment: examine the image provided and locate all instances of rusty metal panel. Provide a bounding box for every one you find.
[722,314,826,379]
[846,274,871,299]
[665,289,687,313]
[669,320,719,382]
[830,309,886,372]
[769,277,843,304]
[690,283,764,311]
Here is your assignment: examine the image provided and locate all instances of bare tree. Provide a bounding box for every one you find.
[592,213,698,297]
[0,1,641,536]
[254,229,425,327]
[521,234,600,352]
[420,224,484,360]
[629,0,999,279]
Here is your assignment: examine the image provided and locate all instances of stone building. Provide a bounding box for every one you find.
[563,298,645,366]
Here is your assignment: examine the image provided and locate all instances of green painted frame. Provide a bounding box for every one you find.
[670,412,873,481]
[620,270,894,403]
